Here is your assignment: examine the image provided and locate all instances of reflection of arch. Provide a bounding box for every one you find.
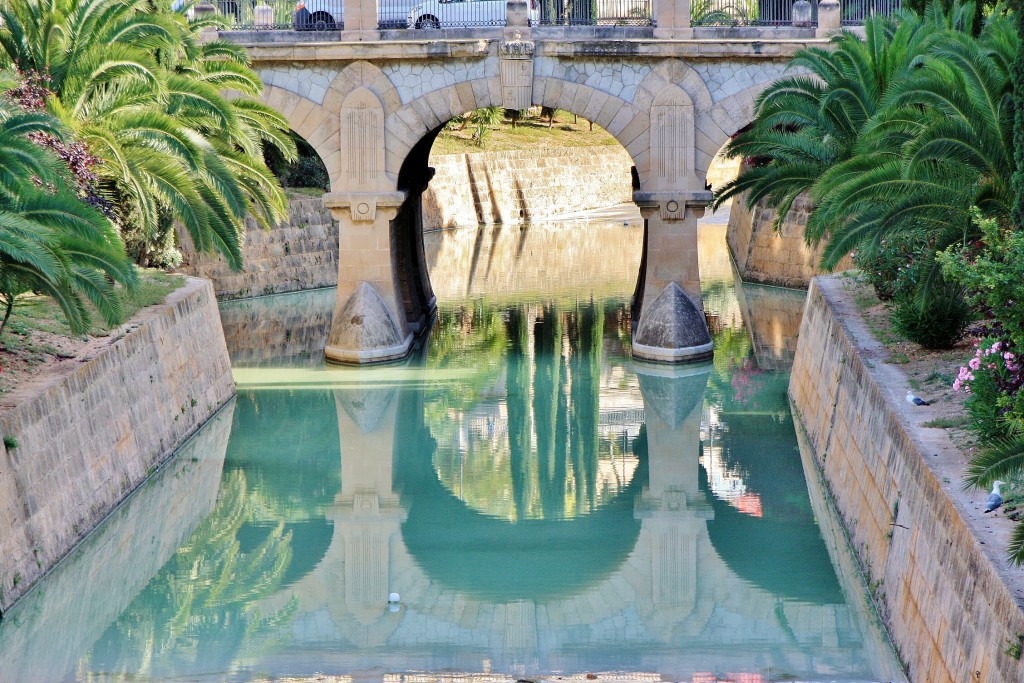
[224,389,342,586]
[701,411,845,604]
[392,368,646,602]
[398,451,646,602]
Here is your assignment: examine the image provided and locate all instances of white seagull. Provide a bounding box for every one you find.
[906,391,931,406]
[985,481,1006,513]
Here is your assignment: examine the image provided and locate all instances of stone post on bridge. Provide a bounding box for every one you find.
[340,0,382,39]
[631,84,714,363]
[653,0,694,39]
[816,0,841,37]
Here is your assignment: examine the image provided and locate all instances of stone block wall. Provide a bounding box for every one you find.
[790,277,1024,682]
[0,278,236,612]
[0,405,232,680]
[178,195,339,300]
[726,184,853,289]
[423,145,634,229]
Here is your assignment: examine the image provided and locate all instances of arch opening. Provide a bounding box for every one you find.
[264,129,331,193]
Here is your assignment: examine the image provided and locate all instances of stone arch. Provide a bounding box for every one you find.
[696,81,776,181]
[634,59,714,191]
[325,60,403,115]
[258,84,339,187]
[385,75,647,181]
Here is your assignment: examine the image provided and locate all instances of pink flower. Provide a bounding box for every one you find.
[969,358,981,370]
[1004,352,1016,361]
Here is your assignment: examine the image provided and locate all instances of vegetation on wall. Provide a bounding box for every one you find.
[717,1,1024,561]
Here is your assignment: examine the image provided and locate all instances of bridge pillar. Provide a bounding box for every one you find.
[323,192,414,364]
[631,195,715,363]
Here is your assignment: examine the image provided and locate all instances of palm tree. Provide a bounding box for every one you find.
[0,73,137,335]
[712,9,951,230]
[0,0,295,270]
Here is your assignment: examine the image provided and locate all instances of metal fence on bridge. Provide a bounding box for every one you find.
[201,0,901,31]
[534,0,653,26]
[691,0,810,26]
[840,0,901,25]
[690,0,900,26]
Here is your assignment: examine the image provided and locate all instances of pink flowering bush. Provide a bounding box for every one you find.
[954,338,1024,439]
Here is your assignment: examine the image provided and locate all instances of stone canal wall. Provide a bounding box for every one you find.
[0,405,232,680]
[727,188,853,289]
[0,278,236,613]
[789,276,1024,682]
[422,145,634,229]
[178,195,339,300]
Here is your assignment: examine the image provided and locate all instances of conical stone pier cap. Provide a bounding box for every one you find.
[633,282,714,363]
[326,282,413,364]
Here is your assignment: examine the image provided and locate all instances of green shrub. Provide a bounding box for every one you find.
[939,211,1024,351]
[956,338,1024,439]
[890,285,971,349]
[853,232,934,302]
[282,155,329,191]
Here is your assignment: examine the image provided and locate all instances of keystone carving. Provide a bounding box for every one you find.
[499,30,535,110]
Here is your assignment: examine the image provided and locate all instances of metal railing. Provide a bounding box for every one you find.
[199,0,339,30]
[691,0,809,26]
[840,0,900,25]
[204,0,903,32]
[394,0,510,29]
[691,0,900,26]
[535,0,653,26]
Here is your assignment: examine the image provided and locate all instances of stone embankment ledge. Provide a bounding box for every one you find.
[0,277,236,613]
[790,276,1024,682]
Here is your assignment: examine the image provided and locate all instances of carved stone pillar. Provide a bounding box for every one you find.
[499,29,535,110]
[631,84,713,362]
[323,86,412,364]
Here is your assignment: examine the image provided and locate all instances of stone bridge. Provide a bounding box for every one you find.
[221,0,847,364]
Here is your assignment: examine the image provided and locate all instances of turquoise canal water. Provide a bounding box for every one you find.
[0,219,905,682]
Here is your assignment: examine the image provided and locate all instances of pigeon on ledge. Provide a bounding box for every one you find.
[985,480,1006,513]
[906,391,931,406]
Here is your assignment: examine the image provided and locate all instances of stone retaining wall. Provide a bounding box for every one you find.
[0,278,236,613]
[726,183,854,288]
[789,276,1024,682]
[178,196,339,300]
[0,404,232,679]
[422,145,634,229]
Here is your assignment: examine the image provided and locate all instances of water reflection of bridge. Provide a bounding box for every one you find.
[0,225,899,682]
